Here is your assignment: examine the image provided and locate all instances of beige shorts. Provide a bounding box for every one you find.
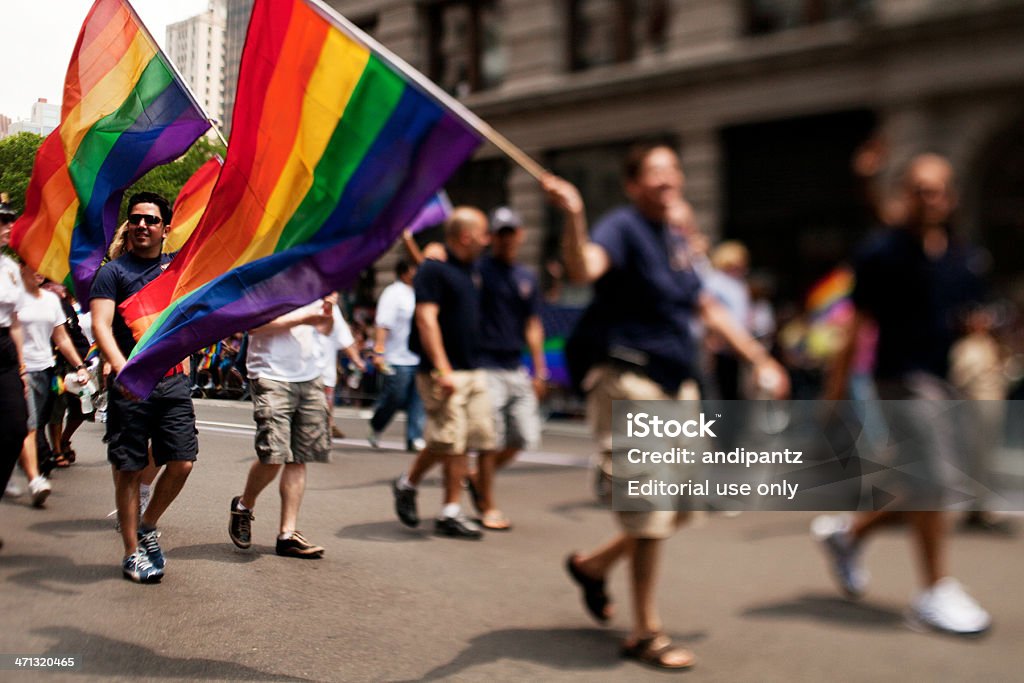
[416,370,496,455]
[251,377,329,465]
[584,364,700,540]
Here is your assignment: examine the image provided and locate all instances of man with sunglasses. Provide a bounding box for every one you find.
[91,192,198,584]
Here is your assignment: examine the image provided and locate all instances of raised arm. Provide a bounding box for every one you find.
[541,174,610,284]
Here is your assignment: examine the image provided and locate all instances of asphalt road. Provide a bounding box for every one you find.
[1,399,1022,682]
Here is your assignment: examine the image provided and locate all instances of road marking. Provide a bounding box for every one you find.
[196,420,590,468]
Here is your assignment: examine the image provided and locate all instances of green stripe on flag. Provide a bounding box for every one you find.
[67,55,174,205]
[275,56,405,252]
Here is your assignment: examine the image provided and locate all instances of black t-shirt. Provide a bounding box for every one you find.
[852,227,984,380]
[89,252,173,358]
[478,254,541,370]
[409,249,482,372]
[567,205,703,393]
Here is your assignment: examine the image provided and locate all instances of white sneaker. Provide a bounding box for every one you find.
[909,577,991,636]
[368,430,381,448]
[5,478,24,498]
[28,476,52,508]
[411,437,426,451]
[811,514,869,598]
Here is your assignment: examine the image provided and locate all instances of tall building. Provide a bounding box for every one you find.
[222,0,254,138]
[7,98,59,137]
[326,0,1024,304]
[166,1,227,135]
[0,114,11,139]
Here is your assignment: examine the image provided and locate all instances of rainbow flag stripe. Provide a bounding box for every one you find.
[165,156,222,253]
[116,0,481,397]
[11,0,210,299]
[806,267,854,318]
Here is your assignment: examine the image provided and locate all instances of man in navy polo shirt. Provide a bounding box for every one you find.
[467,206,548,531]
[544,144,788,669]
[391,206,495,539]
[91,192,198,584]
[816,153,991,636]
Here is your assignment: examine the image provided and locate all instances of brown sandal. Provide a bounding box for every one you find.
[621,633,695,670]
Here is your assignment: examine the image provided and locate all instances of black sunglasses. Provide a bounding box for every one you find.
[128,213,163,226]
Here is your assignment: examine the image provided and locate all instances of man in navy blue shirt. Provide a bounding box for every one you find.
[392,206,495,539]
[467,207,548,531]
[91,192,198,584]
[544,144,788,669]
[817,154,991,636]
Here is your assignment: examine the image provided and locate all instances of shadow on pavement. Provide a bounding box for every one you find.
[29,518,118,536]
[167,542,262,564]
[397,627,707,682]
[742,593,904,629]
[33,626,311,680]
[335,521,432,543]
[1,554,116,595]
[741,517,818,542]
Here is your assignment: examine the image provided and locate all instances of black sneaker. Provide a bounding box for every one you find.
[229,496,253,549]
[434,515,483,540]
[275,531,324,558]
[392,478,419,528]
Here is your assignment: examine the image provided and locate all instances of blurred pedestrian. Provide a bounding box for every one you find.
[368,259,425,451]
[0,201,30,534]
[17,264,90,506]
[544,144,788,670]
[466,206,547,531]
[817,153,991,636]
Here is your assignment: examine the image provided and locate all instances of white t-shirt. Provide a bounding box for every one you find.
[20,289,65,372]
[246,301,323,383]
[374,280,418,366]
[0,255,23,328]
[317,305,355,388]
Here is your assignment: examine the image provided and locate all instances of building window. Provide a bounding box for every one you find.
[744,0,869,36]
[425,0,506,96]
[353,14,379,36]
[568,0,668,71]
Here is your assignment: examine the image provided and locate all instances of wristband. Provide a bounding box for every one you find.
[75,363,87,370]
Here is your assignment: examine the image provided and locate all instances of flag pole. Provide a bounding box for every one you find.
[304,0,547,182]
[122,0,229,148]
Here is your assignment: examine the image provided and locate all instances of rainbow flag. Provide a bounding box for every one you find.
[116,0,482,398]
[10,0,210,299]
[406,191,452,235]
[165,156,222,253]
[806,267,854,321]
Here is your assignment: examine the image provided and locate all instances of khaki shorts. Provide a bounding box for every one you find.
[416,370,496,455]
[251,377,329,465]
[485,368,541,451]
[584,364,699,540]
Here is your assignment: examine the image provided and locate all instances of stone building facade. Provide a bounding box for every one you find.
[319,0,1024,304]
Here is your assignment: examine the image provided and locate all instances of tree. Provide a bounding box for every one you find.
[0,132,225,217]
[0,133,45,210]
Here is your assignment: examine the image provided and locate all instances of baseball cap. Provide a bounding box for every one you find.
[489,206,522,232]
[0,202,17,222]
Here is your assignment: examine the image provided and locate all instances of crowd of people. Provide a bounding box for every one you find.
[1,140,1019,670]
